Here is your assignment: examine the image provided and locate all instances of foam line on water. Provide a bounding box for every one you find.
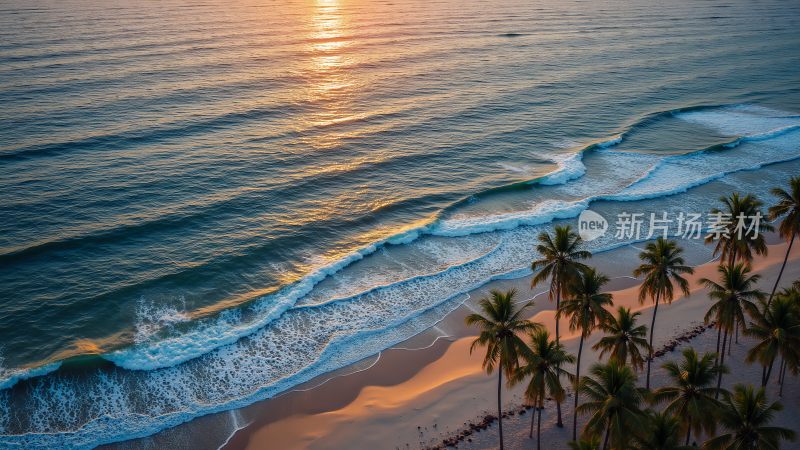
[102,226,431,371]
[0,362,63,391]
[432,122,800,237]
[215,411,251,450]
[674,104,800,136]
[292,244,503,311]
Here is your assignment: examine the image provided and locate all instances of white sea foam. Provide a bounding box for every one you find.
[432,198,590,237]
[675,104,800,136]
[432,110,800,237]
[610,122,800,202]
[538,151,587,185]
[134,297,190,344]
[0,351,62,391]
[104,226,432,371]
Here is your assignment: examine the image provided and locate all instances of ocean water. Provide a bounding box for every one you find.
[1,0,799,447]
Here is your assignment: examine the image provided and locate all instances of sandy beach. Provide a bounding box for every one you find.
[217,236,800,450]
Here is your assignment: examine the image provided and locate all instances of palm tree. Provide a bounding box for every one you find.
[592,306,651,371]
[530,225,591,428]
[578,361,647,450]
[767,176,800,307]
[632,410,694,450]
[701,263,764,396]
[745,295,800,390]
[705,193,772,267]
[702,384,795,450]
[776,287,800,392]
[705,193,772,344]
[531,225,592,344]
[653,348,727,445]
[466,289,540,450]
[513,329,575,450]
[634,237,694,389]
[559,267,614,440]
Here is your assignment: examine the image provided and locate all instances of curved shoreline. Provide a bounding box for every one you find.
[201,238,799,450]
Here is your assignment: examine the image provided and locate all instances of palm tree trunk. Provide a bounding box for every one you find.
[498,369,504,450]
[555,389,563,427]
[555,283,564,428]
[537,402,543,450]
[646,292,661,390]
[714,322,722,367]
[767,232,795,307]
[716,329,728,399]
[780,361,788,397]
[602,420,611,450]
[730,250,739,345]
[555,283,561,344]
[686,422,692,446]
[778,357,785,385]
[728,326,732,356]
[572,333,585,441]
[763,356,776,387]
[529,393,536,438]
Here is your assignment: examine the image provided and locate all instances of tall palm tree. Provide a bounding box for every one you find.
[702,384,795,450]
[634,237,694,389]
[706,193,772,344]
[767,176,800,307]
[578,361,647,450]
[701,263,764,396]
[745,295,800,388]
[531,225,592,343]
[776,287,800,392]
[653,348,727,445]
[592,306,651,371]
[466,289,541,450]
[632,410,694,450]
[530,225,591,427]
[559,267,614,440]
[705,193,772,267]
[513,329,575,450]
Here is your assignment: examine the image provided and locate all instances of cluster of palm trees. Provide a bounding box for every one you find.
[466,176,800,449]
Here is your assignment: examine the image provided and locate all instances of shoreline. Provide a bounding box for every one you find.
[211,236,799,450]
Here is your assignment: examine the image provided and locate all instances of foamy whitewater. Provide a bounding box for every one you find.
[1,0,799,447]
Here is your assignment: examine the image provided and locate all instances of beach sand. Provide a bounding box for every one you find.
[220,237,800,450]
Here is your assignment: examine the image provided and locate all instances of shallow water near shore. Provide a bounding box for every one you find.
[1,0,800,447]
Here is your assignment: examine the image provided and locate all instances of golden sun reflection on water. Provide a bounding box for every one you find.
[298,0,361,149]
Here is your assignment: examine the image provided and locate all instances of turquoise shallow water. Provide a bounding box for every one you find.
[0,0,799,447]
